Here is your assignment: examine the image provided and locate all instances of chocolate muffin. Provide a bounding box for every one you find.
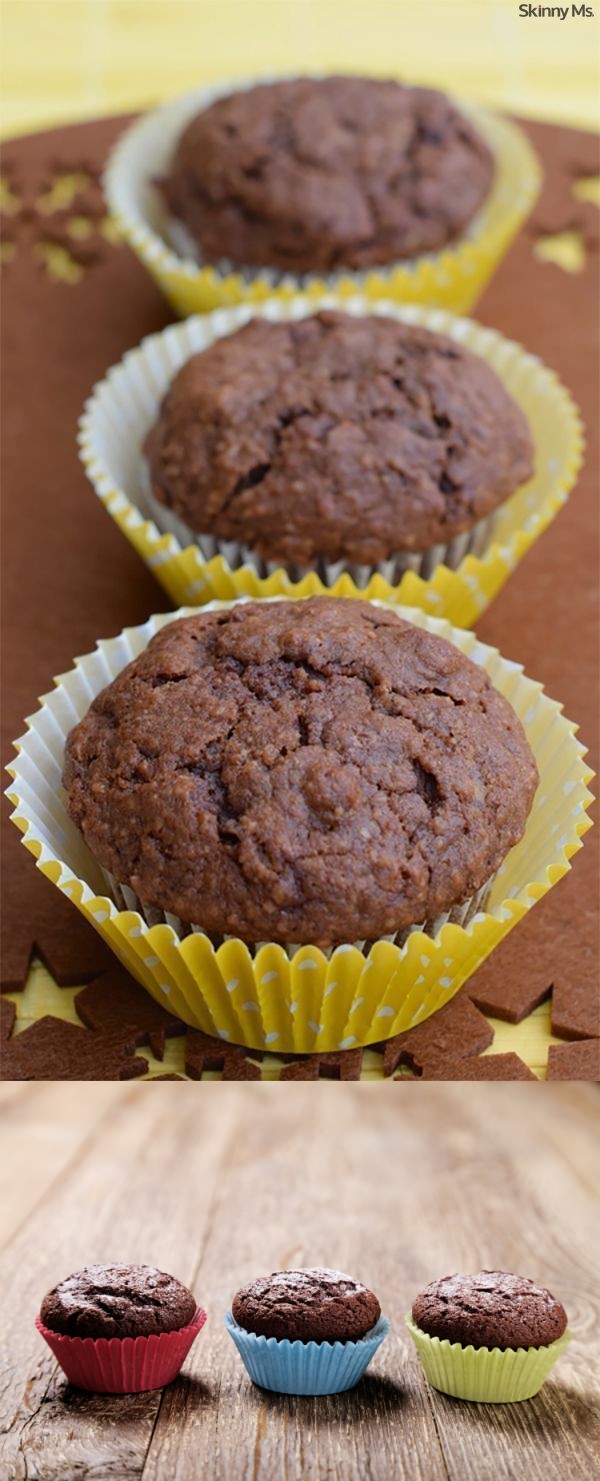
[144,312,534,568]
[232,1268,381,1343]
[163,77,494,273]
[40,1263,197,1340]
[63,598,538,948]
[412,1272,568,1351]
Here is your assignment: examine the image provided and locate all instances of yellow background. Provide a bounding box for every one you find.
[1,0,599,141]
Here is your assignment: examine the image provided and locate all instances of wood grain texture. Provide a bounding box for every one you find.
[0,1083,598,1480]
[0,1082,119,1248]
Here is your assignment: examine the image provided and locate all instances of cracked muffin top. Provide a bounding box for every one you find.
[63,599,538,947]
[40,1263,197,1339]
[163,76,494,273]
[144,312,534,567]
[411,1272,568,1351]
[232,1268,381,1343]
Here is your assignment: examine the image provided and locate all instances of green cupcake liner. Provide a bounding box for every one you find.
[406,1315,572,1403]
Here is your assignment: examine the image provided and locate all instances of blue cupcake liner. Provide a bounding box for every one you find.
[224,1311,390,1395]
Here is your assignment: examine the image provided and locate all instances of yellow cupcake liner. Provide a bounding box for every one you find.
[7,599,593,1055]
[78,296,582,629]
[104,77,541,319]
[406,1316,572,1402]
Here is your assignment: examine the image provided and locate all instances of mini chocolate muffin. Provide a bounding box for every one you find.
[412,1272,568,1351]
[144,312,534,568]
[62,598,538,948]
[40,1263,197,1340]
[163,76,494,273]
[232,1268,381,1343]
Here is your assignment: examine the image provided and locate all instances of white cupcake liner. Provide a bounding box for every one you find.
[142,477,497,592]
[78,295,581,610]
[7,598,593,1053]
[103,870,493,962]
[103,74,541,318]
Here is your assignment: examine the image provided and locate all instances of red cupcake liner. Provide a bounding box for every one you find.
[35,1306,207,1392]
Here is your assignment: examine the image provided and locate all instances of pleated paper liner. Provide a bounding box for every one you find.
[224,1312,391,1395]
[35,1307,207,1393]
[7,599,593,1056]
[141,480,498,595]
[78,297,583,629]
[101,873,492,962]
[103,77,540,318]
[406,1316,572,1403]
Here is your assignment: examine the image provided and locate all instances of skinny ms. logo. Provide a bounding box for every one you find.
[518,4,594,14]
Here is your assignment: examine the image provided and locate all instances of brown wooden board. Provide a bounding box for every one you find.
[1,116,598,1073]
[0,1081,598,1479]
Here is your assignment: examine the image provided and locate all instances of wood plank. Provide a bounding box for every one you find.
[131,1083,600,1481]
[0,1085,30,1110]
[401,1090,600,1481]
[516,1084,600,1199]
[142,1085,448,1481]
[0,1083,126,1248]
[141,1083,600,1481]
[0,1085,243,1480]
[1,1084,597,1481]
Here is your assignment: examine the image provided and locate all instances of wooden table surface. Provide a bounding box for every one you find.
[1,1081,598,1479]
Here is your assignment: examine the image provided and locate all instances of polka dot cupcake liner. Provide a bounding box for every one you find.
[224,1311,391,1395]
[103,76,541,319]
[78,296,583,627]
[35,1307,207,1393]
[102,872,493,963]
[7,598,593,1056]
[406,1315,572,1403]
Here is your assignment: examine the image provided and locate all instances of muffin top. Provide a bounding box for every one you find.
[412,1272,568,1352]
[63,599,538,947]
[163,76,494,273]
[232,1268,381,1343]
[40,1263,197,1339]
[144,312,534,566]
